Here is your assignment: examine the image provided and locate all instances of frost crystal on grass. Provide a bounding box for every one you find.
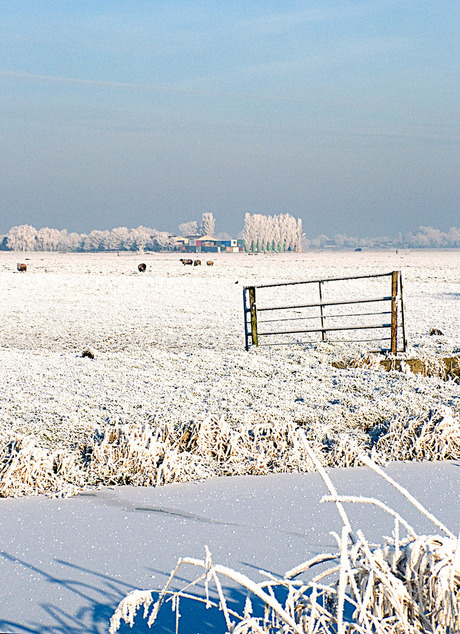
[109,590,153,633]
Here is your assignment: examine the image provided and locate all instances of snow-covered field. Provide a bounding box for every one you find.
[0,250,459,496]
[0,249,459,632]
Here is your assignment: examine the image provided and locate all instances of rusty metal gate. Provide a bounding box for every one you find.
[243,271,406,354]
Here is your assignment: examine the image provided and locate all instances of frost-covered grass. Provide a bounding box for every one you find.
[0,250,459,497]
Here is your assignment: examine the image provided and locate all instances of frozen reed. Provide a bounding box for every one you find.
[0,405,459,497]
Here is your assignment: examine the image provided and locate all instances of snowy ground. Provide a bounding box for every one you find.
[0,250,459,632]
[0,250,458,453]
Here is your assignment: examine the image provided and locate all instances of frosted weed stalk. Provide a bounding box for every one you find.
[110,433,460,633]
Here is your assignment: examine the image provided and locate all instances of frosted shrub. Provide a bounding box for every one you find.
[110,440,460,634]
[84,424,168,486]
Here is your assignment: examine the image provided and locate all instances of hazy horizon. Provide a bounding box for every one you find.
[1,2,459,237]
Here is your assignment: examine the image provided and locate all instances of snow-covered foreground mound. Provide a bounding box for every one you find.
[1,461,459,633]
[0,250,459,496]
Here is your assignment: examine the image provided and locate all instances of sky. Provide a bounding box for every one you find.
[1,1,459,239]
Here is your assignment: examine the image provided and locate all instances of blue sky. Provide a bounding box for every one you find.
[1,1,459,237]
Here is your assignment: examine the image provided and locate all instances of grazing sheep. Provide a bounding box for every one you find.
[138,263,147,272]
[206,260,214,266]
[17,263,27,272]
[193,259,201,266]
[180,258,193,266]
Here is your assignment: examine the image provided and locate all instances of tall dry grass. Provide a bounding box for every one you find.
[1,406,459,497]
[0,408,460,497]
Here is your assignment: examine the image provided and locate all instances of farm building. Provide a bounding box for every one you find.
[174,235,244,253]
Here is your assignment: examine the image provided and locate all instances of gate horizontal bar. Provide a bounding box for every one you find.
[248,271,394,290]
[257,296,392,312]
[259,310,392,324]
[259,323,391,337]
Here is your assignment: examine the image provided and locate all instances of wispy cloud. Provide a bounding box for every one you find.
[0,70,313,105]
[233,1,402,37]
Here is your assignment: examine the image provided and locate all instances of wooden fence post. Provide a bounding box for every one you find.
[399,272,407,352]
[243,288,250,350]
[248,286,258,347]
[391,271,399,355]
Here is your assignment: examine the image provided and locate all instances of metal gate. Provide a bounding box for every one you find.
[243,271,406,354]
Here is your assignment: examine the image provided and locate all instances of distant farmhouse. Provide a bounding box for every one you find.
[171,234,245,253]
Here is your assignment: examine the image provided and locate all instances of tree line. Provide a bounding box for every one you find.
[1,216,460,252]
[2,225,172,253]
[1,212,219,253]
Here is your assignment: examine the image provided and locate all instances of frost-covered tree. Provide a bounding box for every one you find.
[242,213,255,251]
[50,228,61,250]
[242,213,303,252]
[403,226,458,248]
[103,227,130,251]
[81,230,109,251]
[66,232,82,251]
[178,221,198,236]
[36,227,53,251]
[295,217,304,252]
[122,229,137,251]
[447,226,460,246]
[56,229,69,251]
[150,230,172,251]
[334,233,359,248]
[243,213,269,251]
[200,212,216,237]
[130,226,151,252]
[309,234,330,248]
[7,225,37,251]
